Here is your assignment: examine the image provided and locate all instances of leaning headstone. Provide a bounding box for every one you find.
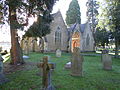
[0,55,9,84]
[65,62,71,69]
[101,51,112,70]
[37,56,55,90]
[71,47,84,76]
[56,49,61,57]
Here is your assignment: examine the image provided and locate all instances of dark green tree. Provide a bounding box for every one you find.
[95,27,109,48]
[65,0,81,26]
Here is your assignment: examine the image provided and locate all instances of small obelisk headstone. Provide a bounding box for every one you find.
[101,50,112,70]
[37,56,55,90]
[71,47,84,76]
[56,49,61,57]
[0,55,9,84]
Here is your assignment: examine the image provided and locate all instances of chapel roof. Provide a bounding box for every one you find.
[68,23,86,33]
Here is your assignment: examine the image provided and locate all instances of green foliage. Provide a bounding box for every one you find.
[66,0,81,26]
[24,10,53,38]
[101,0,120,41]
[0,52,120,89]
[95,27,109,47]
[1,0,58,28]
[98,0,120,56]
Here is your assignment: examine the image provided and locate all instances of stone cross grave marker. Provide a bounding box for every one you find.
[101,51,112,70]
[56,49,61,57]
[0,55,9,84]
[37,56,55,90]
[71,47,84,76]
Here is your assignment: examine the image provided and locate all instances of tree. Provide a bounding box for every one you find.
[100,0,120,57]
[65,0,81,26]
[95,27,109,48]
[86,0,99,33]
[0,0,58,65]
[24,10,52,53]
[86,0,99,50]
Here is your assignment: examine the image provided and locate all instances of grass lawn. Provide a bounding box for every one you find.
[0,52,120,90]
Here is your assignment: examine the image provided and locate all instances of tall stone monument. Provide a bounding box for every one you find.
[71,47,84,76]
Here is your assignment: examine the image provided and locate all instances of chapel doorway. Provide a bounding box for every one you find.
[71,32,80,52]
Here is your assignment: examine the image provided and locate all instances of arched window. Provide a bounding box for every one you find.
[55,27,61,44]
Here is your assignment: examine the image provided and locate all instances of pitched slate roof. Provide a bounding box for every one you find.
[68,23,86,33]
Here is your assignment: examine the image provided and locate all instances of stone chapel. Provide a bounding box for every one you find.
[21,11,94,52]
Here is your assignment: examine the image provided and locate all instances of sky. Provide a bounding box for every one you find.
[52,0,88,24]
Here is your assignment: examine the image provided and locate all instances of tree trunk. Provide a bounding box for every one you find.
[115,38,119,58]
[9,6,24,65]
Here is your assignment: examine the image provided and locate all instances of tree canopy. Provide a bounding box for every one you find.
[97,0,120,57]
[24,10,52,38]
[65,0,81,26]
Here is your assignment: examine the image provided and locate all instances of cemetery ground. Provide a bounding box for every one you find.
[0,52,120,90]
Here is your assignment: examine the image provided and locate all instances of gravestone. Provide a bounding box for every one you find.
[71,47,84,76]
[56,49,61,57]
[37,56,55,90]
[0,55,9,84]
[24,40,29,55]
[101,51,112,70]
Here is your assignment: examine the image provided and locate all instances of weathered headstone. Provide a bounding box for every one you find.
[101,51,112,70]
[56,49,61,57]
[71,47,84,76]
[24,40,29,55]
[0,55,9,84]
[37,56,55,90]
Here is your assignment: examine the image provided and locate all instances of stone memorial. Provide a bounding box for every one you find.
[71,47,84,76]
[101,51,112,70]
[24,40,29,55]
[0,55,9,84]
[56,49,61,57]
[37,56,55,90]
